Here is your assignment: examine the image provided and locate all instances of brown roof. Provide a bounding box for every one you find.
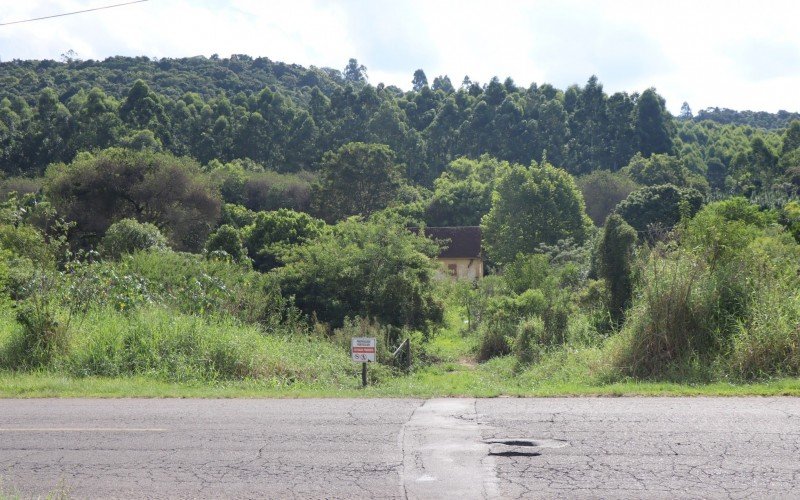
[413,226,482,259]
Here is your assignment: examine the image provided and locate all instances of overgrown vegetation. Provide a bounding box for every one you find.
[1,54,800,396]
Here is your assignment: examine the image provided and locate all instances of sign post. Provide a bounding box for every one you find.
[351,337,376,388]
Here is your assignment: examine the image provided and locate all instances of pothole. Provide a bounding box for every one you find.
[488,450,542,457]
[483,438,569,449]
[485,439,538,447]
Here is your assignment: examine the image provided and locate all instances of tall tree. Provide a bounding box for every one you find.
[431,75,454,93]
[482,161,591,265]
[577,170,639,226]
[634,88,674,157]
[46,147,221,251]
[679,101,693,120]
[425,155,507,226]
[311,142,402,222]
[412,69,428,91]
[781,120,800,155]
[343,58,368,84]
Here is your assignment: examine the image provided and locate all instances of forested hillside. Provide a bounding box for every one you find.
[2,55,797,197]
[692,107,800,129]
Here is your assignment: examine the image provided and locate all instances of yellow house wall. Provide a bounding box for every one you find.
[437,257,483,280]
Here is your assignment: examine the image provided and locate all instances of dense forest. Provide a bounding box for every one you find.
[1,54,799,387]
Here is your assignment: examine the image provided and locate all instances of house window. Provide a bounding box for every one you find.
[447,263,458,277]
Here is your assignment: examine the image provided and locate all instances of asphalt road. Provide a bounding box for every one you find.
[1,397,798,499]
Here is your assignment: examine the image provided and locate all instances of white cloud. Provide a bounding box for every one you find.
[1,0,799,114]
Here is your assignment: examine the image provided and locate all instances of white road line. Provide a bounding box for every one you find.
[0,428,168,432]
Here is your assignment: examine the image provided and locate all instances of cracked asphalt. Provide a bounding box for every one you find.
[1,397,798,499]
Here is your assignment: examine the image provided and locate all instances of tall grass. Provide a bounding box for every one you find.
[611,252,719,378]
[2,306,354,385]
[728,284,800,379]
[612,200,800,380]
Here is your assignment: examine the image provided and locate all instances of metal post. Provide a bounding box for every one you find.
[361,362,367,388]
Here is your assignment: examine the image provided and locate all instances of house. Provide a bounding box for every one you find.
[417,226,484,280]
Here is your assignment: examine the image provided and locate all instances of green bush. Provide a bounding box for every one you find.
[621,153,708,192]
[58,250,289,328]
[542,297,570,346]
[0,223,52,265]
[596,214,636,325]
[100,218,168,259]
[9,272,71,368]
[205,224,247,263]
[242,209,325,272]
[515,316,543,366]
[121,251,289,327]
[503,254,551,295]
[219,203,258,228]
[278,215,443,332]
[779,200,800,242]
[477,316,513,362]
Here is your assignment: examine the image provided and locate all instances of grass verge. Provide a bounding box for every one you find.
[2,366,799,398]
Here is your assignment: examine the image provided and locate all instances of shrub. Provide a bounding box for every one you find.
[779,200,800,242]
[475,289,548,357]
[58,250,290,328]
[242,209,325,272]
[0,176,43,200]
[278,215,444,332]
[541,297,571,346]
[503,254,551,295]
[120,250,288,327]
[728,288,800,379]
[11,272,71,367]
[242,171,312,213]
[515,316,543,366]
[596,214,637,325]
[477,316,513,362]
[614,199,800,378]
[208,159,314,213]
[100,218,168,259]
[220,203,258,228]
[329,316,408,371]
[205,224,247,263]
[0,222,52,266]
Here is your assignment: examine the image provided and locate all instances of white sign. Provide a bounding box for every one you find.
[351,337,376,362]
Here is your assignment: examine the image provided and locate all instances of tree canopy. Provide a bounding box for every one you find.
[482,161,591,265]
[45,148,220,251]
[311,142,402,222]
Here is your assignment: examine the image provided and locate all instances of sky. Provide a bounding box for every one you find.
[1,0,799,115]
